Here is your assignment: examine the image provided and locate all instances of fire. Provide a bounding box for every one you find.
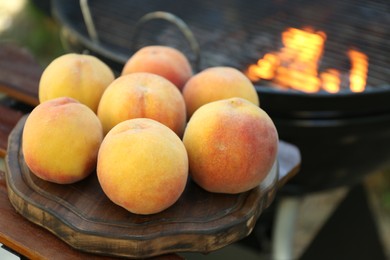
[348,49,368,93]
[246,27,368,93]
[320,69,340,93]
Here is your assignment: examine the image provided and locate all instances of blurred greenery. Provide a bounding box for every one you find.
[0,0,65,67]
[383,191,390,211]
[365,166,390,215]
[380,169,390,213]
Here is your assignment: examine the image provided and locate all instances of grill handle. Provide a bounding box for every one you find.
[79,0,201,71]
[80,0,99,43]
[131,11,201,72]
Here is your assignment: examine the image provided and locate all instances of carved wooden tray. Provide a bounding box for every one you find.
[5,115,300,258]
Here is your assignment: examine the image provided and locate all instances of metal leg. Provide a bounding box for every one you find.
[271,196,301,260]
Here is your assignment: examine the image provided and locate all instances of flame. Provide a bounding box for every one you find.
[320,69,340,93]
[348,49,368,93]
[246,27,368,93]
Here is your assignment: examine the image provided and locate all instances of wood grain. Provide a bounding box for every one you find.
[0,170,122,259]
[0,105,24,157]
[0,170,182,260]
[0,43,41,106]
[3,115,300,259]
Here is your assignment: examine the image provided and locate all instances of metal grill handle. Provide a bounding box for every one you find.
[80,0,99,43]
[131,11,201,72]
[79,1,200,71]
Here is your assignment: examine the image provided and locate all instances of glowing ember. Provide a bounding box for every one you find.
[246,27,369,93]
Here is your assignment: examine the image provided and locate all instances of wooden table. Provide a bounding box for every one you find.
[0,44,301,259]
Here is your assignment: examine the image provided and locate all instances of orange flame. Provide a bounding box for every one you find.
[320,69,340,93]
[348,49,368,93]
[246,27,368,93]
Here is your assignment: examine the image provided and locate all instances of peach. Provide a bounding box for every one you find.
[97,118,188,215]
[182,66,260,118]
[97,72,187,136]
[22,97,103,184]
[39,53,115,113]
[121,45,193,90]
[183,97,278,194]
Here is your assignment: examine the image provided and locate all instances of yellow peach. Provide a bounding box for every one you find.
[39,53,115,113]
[121,45,193,90]
[97,118,188,215]
[22,97,103,184]
[183,97,278,194]
[97,72,187,136]
[182,66,260,118]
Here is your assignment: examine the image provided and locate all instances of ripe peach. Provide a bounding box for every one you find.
[97,72,187,136]
[121,45,193,90]
[39,53,115,113]
[183,97,278,194]
[182,66,260,118]
[97,118,188,215]
[22,97,103,184]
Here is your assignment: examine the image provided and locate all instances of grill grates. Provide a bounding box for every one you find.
[57,0,390,88]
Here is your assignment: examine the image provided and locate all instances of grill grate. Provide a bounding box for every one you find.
[56,0,390,88]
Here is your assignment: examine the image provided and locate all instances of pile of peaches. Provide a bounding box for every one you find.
[22,46,278,215]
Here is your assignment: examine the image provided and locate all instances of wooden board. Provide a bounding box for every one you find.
[1,169,175,260]
[5,116,300,258]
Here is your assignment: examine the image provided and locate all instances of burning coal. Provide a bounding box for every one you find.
[246,27,368,93]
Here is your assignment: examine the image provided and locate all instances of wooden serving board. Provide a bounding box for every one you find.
[5,115,300,259]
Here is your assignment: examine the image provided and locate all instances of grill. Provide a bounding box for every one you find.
[52,0,390,193]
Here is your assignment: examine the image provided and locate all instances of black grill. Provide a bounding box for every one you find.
[53,0,390,88]
[52,0,390,193]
